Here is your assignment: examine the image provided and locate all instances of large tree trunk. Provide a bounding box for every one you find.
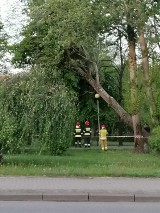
[138,28,158,126]
[132,114,144,153]
[74,64,133,127]
[127,24,144,153]
[118,29,126,146]
[72,62,148,139]
[67,46,149,151]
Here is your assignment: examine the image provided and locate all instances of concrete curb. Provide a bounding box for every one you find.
[43,192,88,202]
[135,194,160,202]
[0,191,160,202]
[89,193,134,202]
[0,192,42,201]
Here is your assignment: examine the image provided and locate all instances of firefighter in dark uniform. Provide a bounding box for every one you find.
[74,122,83,147]
[83,120,92,148]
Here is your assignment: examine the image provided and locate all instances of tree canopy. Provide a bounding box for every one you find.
[1,0,160,153]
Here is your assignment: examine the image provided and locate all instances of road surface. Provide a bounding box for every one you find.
[0,202,160,213]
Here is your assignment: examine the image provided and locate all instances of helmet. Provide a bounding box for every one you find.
[85,121,89,126]
[101,124,105,129]
[76,122,80,126]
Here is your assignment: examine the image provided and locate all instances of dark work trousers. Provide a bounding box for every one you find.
[84,137,91,147]
[75,137,82,147]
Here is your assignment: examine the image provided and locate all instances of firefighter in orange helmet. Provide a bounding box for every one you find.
[99,124,108,150]
[73,122,83,147]
[83,120,92,148]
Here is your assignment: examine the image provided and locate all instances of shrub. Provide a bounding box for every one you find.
[148,126,160,153]
[0,69,77,155]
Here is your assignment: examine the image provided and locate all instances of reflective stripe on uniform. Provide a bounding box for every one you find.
[84,133,90,136]
[100,136,106,139]
[83,127,91,136]
[75,128,82,137]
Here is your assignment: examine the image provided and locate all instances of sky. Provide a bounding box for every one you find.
[0,0,28,44]
[0,0,28,72]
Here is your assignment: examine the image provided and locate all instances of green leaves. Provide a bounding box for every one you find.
[149,125,160,153]
[0,68,77,155]
[12,0,102,67]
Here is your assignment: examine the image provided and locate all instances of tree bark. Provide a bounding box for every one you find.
[127,23,144,153]
[138,28,158,126]
[118,29,126,146]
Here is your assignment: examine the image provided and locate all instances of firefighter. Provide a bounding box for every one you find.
[74,122,83,147]
[83,120,92,148]
[99,124,108,151]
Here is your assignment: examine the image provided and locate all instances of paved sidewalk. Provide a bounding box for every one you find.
[0,176,160,202]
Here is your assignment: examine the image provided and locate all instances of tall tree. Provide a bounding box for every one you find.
[136,0,159,126]
[12,0,135,128]
[127,21,143,152]
[12,0,150,152]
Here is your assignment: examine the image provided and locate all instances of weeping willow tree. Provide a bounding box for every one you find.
[0,68,76,155]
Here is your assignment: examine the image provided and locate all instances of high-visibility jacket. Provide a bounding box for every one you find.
[99,129,108,139]
[83,127,92,137]
[74,127,83,137]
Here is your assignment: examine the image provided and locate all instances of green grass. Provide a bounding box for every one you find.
[1,149,160,177]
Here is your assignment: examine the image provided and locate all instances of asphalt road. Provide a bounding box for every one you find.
[0,202,160,213]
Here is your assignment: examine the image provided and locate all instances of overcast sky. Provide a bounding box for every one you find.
[0,0,28,44]
[0,0,28,72]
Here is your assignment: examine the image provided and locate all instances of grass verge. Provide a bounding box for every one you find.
[1,149,160,177]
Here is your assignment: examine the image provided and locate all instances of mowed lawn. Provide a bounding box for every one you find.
[1,149,160,177]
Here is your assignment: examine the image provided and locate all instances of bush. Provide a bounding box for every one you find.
[0,69,77,155]
[148,126,160,153]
